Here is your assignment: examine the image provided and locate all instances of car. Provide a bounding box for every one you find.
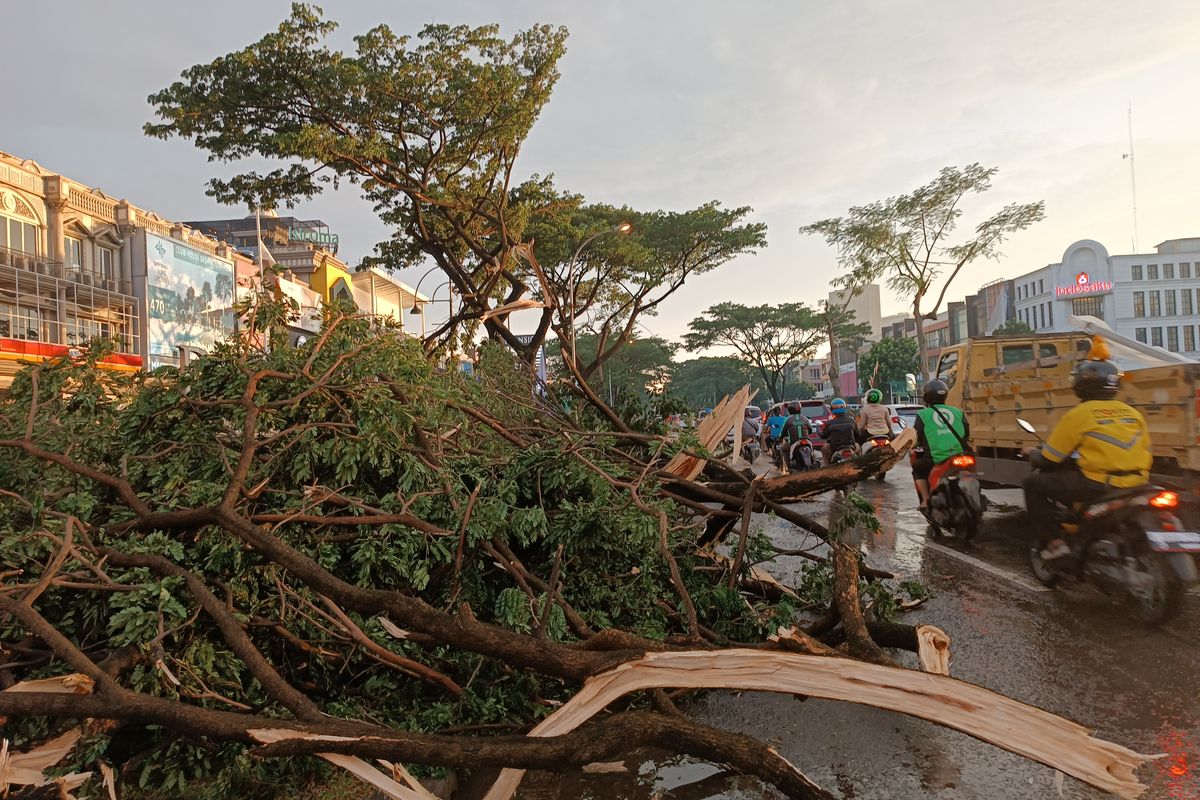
[886,404,924,435]
[767,400,834,445]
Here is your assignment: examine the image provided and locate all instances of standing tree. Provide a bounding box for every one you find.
[547,332,677,404]
[816,298,873,390]
[801,164,1044,378]
[667,355,768,408]
[993,318,1034,335]
[857,337,920,400]
[683,303,826,403]
[146,6,570,363]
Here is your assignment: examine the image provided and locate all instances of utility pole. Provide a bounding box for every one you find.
[1122,102,1139,252]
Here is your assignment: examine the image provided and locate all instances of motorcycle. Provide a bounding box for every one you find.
[860,434,894,481]
[741,438,760,464]
[789,436,817,471]
[1018,418,1200,625]
[829,445,859,494]
[924,452,985,541]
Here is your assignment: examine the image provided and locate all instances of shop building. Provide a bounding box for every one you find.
[1011,238,1200,356]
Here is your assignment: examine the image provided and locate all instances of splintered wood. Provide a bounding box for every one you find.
[483,650,1156,800]
[663,385,753,480]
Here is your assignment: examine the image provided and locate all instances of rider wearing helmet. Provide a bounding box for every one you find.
[822,398,859,465]
[912,379,970,511]
[1022,339,1151,560]
[857,388,892,439]
[781,401,810,449]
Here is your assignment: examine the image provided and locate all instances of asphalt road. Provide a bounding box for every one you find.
[539,462,1200,800]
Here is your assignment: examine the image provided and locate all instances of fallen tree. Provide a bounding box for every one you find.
[0,318,1156,800]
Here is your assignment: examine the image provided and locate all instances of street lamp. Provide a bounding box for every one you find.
[567,222,632,372]
[409,281,453,340]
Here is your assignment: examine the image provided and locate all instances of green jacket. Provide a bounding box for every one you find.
[916,405,968,463]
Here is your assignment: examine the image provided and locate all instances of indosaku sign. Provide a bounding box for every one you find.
[145,233,237,368]
[1055,271,1113,297]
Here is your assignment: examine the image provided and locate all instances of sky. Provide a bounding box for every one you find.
[5,0,1200,353]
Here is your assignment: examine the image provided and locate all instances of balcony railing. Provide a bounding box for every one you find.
[0,246,132,295]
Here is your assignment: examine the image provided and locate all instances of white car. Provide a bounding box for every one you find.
[886,404,923,435]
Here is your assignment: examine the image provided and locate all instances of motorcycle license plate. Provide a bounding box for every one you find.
[1145,530,1200,553]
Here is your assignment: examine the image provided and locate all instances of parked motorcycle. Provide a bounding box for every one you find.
[1018,418,1200,625]
[860,435,894,481]
[924,453,985,541]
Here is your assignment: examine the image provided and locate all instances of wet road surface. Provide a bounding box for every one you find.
[533,463,1200,800]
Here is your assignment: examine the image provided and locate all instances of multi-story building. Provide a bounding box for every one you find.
[1,151,147,386]
[826,283,882,397]
[1010,238,1200,356]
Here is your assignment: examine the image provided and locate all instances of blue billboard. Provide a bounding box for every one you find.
[145,233,236,367]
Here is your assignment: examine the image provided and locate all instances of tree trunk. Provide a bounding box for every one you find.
[913,298,928,382]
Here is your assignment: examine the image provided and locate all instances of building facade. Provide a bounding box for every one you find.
[1010,238,1200,356]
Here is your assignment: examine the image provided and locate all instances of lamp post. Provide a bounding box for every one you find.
[409,281,453,343]
[566,222,632,373]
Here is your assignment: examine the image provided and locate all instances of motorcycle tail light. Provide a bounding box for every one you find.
[950,454,976,468]
[1150,490,1179,509]
[891,416,900,423]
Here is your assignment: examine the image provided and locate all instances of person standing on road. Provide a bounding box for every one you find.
[858,388,893,439]
[1021,353,1151,561]
[912,380,970,512]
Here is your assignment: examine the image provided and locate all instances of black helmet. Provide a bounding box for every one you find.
[787,401,801,414]
[922,379,948,406]
[1072,359,1121,400]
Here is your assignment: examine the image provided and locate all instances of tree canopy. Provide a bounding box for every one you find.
[801,164,1044,377]
[682,303,827,403]
[667,355,769,409]
[992,318,1033,335]
[857,337,920,398]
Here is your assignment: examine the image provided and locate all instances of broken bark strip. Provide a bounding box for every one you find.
[484,649,1156,800]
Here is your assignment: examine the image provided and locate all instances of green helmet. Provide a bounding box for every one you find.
[865,388,883,404]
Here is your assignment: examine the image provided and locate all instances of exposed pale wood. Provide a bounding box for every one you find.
[249,729,440,800]
[916,625,952,676]
[484,650,1155,800]
[663,385,752,480]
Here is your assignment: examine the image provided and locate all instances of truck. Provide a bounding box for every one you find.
[932,317,1200,489]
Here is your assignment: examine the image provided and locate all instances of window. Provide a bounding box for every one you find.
[1133,291,1145,317]
[1149,264,1159,280]
[1132,265,1143,281]
[1168,327,1179,352]
[1186,326,1197,353]
[1150,291,1161,316]
[65,237,83,269]
[936,350,959,389]
[1184,289,1194,317]
[1165,264,1175,280]
[0,303,41,340]
[1167,290,1177,316]
[1183,263,1192,279]
[1072,296,1104,318]
[1152,327,1163,347]
[1048,303,1053,327]
[1038,279,1044,294]
[1002,343,1057,365]
[98,247,114,279]
[2,215,38,255]
[1135,327,1147,343]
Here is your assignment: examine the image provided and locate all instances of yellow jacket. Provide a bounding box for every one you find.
[1040,400,1152,487]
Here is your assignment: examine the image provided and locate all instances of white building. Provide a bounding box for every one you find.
[1011,238,1200,356]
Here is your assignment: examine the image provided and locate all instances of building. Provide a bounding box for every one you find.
[1009,238,1200,356]
[827,283,882,398]
[2,151,147,386]
[187,212,426,334]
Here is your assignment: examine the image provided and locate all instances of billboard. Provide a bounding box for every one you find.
[145,233,236,367]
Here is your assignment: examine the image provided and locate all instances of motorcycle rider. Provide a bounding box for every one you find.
[822,398,859,465]
[1021,348,1152,561]
[781,401,812,468]
[912,379,970,512]
[858,388,893,439]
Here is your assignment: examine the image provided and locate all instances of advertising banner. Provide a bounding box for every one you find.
[145,233,236,367]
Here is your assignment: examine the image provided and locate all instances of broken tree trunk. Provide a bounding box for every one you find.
[482,649,1155,800]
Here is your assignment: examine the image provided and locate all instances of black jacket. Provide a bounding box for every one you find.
[823,415,858,450]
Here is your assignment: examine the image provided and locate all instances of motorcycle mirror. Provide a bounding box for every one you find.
[1016,418,1037,435]
[896,417,907,429]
